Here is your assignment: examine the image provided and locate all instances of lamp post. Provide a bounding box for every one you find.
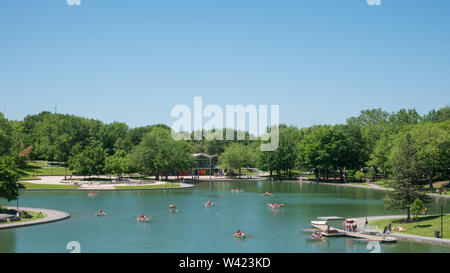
[441,205,444,238]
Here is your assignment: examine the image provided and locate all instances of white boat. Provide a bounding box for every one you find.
[311,220,327,226]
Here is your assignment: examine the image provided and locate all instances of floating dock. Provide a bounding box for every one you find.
[310,216,397,243]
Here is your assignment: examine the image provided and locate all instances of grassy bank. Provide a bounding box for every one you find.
[18,161,72,179]
[369,215,450,240]
[0,210,47,225]
[18,182,79,190]
[115,183,181,190]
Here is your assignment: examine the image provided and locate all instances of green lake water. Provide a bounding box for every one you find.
[0,181,449,253]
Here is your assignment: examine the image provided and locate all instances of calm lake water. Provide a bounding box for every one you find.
[1,181,449,253]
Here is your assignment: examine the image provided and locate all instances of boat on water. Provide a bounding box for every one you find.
[310,217,346,237]
[136,217,152,223]
[267,203,282,208]
[232,234,248,239]
[305,237,325,242]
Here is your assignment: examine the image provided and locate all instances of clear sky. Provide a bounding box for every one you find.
[0,0,449,128]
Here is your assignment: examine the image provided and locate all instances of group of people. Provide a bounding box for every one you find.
[267,202,281,208]
[311,232,324,240]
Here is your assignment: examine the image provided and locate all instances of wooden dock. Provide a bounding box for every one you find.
[344,231,397,243]
[311,224,397,243]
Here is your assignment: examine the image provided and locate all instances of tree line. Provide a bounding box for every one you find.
[1,107,449,219]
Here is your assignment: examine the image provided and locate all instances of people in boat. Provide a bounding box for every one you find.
[264,192,272,196]
[206,200,213,206]
[268,202,279,208]
[139,215,146,220]
[97,209,105,215]
[234,230,245,237]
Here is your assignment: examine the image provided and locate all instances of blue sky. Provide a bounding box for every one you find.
[0,0,449,128]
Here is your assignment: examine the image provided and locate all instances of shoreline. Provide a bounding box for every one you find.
[355,215,450,246]
[0,206,70,230]
[296,180,450,198]
[18,176,196,191]
[18,176,449,199]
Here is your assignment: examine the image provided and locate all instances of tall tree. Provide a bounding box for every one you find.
[0,156,20,203]
[0,113,14,156]
[68,145,106,177]
[384,133,429,222]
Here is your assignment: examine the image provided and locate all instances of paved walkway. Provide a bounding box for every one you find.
[0,206,70,230]
[355,215,450,245]
[298,180,450,198]
[19,176,195,190]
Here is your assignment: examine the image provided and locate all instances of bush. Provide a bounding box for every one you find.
[355,171,365,181]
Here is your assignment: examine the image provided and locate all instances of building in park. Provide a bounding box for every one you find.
[191,153,222,176]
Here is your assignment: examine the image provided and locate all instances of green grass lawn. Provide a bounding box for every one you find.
[18,161,73,179]
[0,210,47,225]
[18,182,79,190]
[115,182,181,190]
[369,215,450,239]
[346,182,370,186]
[373,179,395,188]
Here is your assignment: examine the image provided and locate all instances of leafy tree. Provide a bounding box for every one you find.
[219,143,256,176]
[129,128,193,180]
[410,198,425,226]
[104,150,128,178]
[409,121,450,189]
[384,133,429,222]
[355,170,365,181]
[0,113,14,156]
[0,156,20,202]
[99,122,129,155]
[297,126,332,180]
[68,145,106,177]
[367,136,394,180]
[423,106,450,122]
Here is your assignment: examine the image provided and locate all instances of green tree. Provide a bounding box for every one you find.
[218,143,256,176]
[367,136,393,180]
[384,133,429,222]
[0,156,20,202]
[257,125,300,179]
[68,145,106,177]
[104,150,128,178]
[0,113,14,156]
[99,122,129,155]
[129,128,193,180]
[410,198,425,226]
[409,121,450,189]
[423,106,450,123]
